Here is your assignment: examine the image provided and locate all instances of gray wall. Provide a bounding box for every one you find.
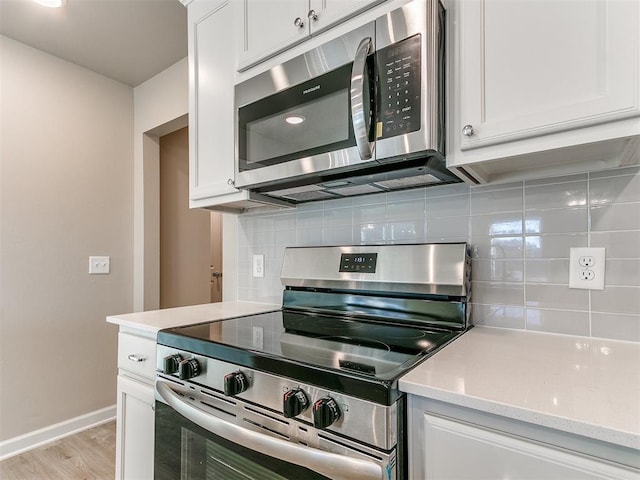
[0,37,133,441]
[237,166,640,342]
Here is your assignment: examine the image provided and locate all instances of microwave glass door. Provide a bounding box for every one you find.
[238,61,370,172]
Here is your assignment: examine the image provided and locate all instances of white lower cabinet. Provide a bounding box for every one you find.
[115,375,155,480]
[114,330,156,480]
[409,397,640,480]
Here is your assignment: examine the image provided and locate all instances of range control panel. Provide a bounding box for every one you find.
[339,253,378,273]
[376,33,422,139]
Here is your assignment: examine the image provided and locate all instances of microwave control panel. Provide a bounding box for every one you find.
[376,34,422,139]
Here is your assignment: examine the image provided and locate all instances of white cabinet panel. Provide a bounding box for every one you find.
[447,0,640,184]
[460,0,639,150]
[242,0,308,69]
[115,375,155,480]
[421,413,638,480]
[117,332,156,380]
[189,0,294,212]
[310,0,383,35]
[189,0,239,202]
[238,0,382,70]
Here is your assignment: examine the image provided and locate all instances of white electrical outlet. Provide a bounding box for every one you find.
[252,254,264,278]
[89,256,110,274]
[569,248,605,290]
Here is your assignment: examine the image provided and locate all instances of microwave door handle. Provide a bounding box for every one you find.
[156,381,383,480]
[350,37,373,160]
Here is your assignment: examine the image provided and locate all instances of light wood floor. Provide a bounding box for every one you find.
[0,421,116,480]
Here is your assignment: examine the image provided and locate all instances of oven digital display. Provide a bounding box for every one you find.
[339,253,377,273]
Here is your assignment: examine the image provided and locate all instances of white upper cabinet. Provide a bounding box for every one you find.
[238,0,382,70]
[188,0,290,212]
[447,0,640,184]
[189,0,238,205]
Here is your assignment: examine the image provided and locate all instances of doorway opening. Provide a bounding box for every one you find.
[159,127,222,308]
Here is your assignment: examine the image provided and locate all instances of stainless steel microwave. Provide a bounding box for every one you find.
[234,0,460,203]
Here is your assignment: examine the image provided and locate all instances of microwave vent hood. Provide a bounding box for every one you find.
[247,153,462,204]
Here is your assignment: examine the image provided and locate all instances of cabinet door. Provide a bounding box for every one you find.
[309,0,383,34]
[189,0,241,203]
[420,413,638,480]
[456,0,640,152]
[115,375,155,480]
[238,0,309,70]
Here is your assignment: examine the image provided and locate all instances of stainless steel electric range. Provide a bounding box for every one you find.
[154,243,471,480]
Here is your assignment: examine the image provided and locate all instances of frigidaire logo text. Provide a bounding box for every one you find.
[303,85,321,95]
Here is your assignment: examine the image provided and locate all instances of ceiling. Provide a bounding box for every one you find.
[0,0,188,87]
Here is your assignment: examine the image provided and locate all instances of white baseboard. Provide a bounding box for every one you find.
[0,405,116,461]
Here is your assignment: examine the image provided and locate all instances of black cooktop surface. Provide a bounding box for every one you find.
[157,310,463,404]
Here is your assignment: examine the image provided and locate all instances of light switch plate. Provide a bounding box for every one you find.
[89,256,110,274]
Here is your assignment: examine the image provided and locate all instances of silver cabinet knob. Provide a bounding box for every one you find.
[308,9,318,22]
[462,124,474,137]
[294,17,305,29]
[227,178,235,186]
[127,354,146,363]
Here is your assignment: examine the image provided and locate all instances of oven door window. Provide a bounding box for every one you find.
[155,402,331,480]
[238,63,357,172]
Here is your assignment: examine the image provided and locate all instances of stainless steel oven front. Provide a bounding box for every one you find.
[154,360,399,480]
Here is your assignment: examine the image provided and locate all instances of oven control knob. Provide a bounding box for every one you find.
[178,358,201,380]
[162,354,182,374]
[224,371,248,396]
[313,397,341,429]
[283,388,309,418]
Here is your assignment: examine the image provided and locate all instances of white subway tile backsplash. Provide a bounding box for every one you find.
[524,207,587,234]
[426,215,469,239]
[471,236,523,259]
[525,284,589,311]
[472,305,525,329]
[354,203,387,223]
[525,259,570,284]
[525,173,587,186]
[524,180,587,210]
[472,281,524,306]
[589,174,640,205]
[525,308,590,336]
[323,225,353,244]
[387,199,426,220]
[473,259,524,282]
[236,169,640,341]
[471,212,523,236]
[426,183,470,198]
[590,203,640,231]
[590,231,640,258]
[605,259,640,286]
[426,194,469,217]
[524,234,587,259]
[470,187,523,215]
[355,222,386,244]
[591,313,640,342]
[591,286,640,315]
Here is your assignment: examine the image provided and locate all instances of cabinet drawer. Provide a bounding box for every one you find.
[118,332,156,380]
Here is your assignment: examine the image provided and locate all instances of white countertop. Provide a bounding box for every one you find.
[399,326,640,450]
[106,301,280,334]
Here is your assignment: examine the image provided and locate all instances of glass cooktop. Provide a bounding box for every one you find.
[157,310,462,404]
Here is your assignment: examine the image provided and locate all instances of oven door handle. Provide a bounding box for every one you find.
[156,381,384,480]
[350,37,374,161]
